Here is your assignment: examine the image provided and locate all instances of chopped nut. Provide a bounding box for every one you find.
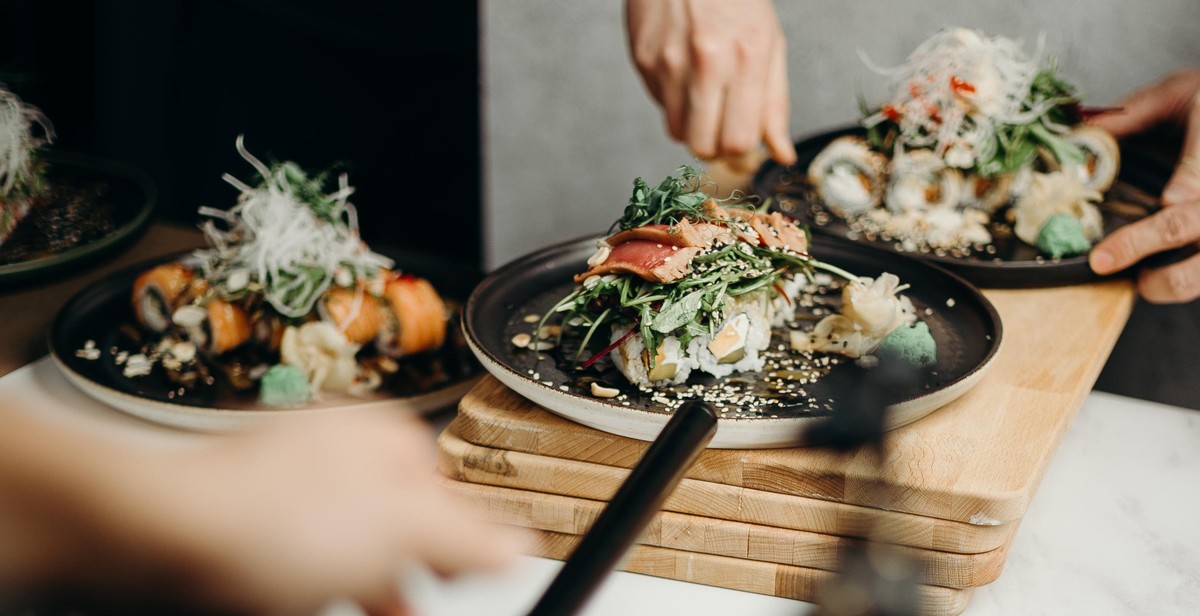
[122,354,153,378]
[75,346,101,360]
[225,268,250,292]
[590,382,620,398]
[172,305,206,329]
[511,333,532,348]
[587,244,611,267]
[170,341,197,363]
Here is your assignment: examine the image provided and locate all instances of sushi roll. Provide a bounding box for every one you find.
[960,173,1016,213]
[541,166,821,391]
[378,274,448,358]
[690,297,772,379]
[194,298,254,356]
[132,262,196,333]
[610,332,697,387]
[608,295,772,387]
[883,150,963,214]
[808,136,887,216]
[1040,125,1121,192]
[320,286,384,345]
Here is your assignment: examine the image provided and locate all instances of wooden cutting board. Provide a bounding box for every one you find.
[443,478,1015,589]
[526,529,975,616]
[452,280,1135,526]
[438,425,1012,554]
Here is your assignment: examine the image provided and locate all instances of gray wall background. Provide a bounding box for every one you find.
[482,1,1200,269]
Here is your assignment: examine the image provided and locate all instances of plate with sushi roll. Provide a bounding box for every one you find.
[753,27,1169,288]
[465,166,1002,448]
[49,137,482,431]
[0,86,156,286]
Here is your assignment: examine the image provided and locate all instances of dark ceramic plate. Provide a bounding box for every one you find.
[464,235,1002,448]
[0,151,157,287]
[49,249,484,431]
[752,125,1171,288]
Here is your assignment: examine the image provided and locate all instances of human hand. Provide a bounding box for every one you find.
[55,411,525,615]
[625,0,796,169]
[1089,69,1200,302]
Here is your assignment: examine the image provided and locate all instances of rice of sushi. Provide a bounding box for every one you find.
[610,292,775,387]
[769,273,807,327]
[610,329,696,387]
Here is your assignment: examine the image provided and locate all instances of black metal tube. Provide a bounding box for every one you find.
[526,400,719,616]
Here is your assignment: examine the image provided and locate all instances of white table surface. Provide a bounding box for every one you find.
[5,357,1199,615]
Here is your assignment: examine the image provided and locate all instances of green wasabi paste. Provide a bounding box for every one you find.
[877,321,937,368]
[259,364,311,407]
[1036,214,1092,259]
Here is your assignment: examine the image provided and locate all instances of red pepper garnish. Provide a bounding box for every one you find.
[581,322,639,370]
[881,104,901,122]
[950,75,976,95]
[772,283,793,307]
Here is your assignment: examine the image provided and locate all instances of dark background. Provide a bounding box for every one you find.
[0,0,482,271]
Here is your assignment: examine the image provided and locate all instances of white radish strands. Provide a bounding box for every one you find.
[860,28,1060,170]
[0,85,53,196]
[198,136,393,318]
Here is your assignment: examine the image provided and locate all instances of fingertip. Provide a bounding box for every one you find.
[1136,251,1200,304]
[690,143,717,161]
[761,107,795,166]
[1088,246,1117,275]
[1161,160,1200,207]
[768,135,797,166]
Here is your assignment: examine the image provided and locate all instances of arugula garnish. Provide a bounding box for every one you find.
[615,165,716,231]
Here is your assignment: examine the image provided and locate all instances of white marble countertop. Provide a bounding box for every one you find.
[5,358,1199,615]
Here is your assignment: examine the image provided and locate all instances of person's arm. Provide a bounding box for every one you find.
[625,0,796,168]
[0,408,524,615]
[1089,70,1200,302]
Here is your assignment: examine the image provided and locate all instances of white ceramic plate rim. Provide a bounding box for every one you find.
[465,325,1001,449]
[51,350,480,433]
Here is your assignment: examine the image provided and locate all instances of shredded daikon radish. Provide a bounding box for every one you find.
[860,28,1065,171]
[198,136,393,318]
[0,85,53,196]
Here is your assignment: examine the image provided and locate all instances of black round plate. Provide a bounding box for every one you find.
[50,249,484,429]
[464,234,1003,448]
[752,124,1171,288]
[0,151,157,287]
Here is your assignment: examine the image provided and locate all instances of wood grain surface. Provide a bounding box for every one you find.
[451,280,1135,526]
[438,425,1014,554]
[526,529,976,616]
[443,477,1014,589]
